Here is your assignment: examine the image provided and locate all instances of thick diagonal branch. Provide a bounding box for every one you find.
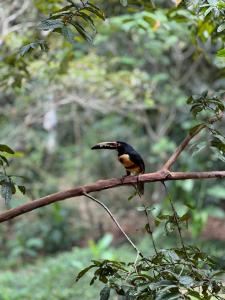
[162,112,224,170]
[162,124,206,170]
[0,170,224,223]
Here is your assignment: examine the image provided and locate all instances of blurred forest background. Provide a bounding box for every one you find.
[0,0,225,299]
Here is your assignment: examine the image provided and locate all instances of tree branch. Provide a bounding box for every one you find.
[0,170,225,223]
[162,124,206,170]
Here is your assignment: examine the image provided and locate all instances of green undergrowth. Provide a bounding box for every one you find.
[0,247,103,300]
[0,235,224,300]
[0,235,134,300]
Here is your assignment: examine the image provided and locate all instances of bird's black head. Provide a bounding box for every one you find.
[116,141,135,155]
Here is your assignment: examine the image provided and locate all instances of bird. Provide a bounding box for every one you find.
[91,141,145,196]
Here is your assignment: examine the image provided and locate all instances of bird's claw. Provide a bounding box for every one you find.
[159,169,172,179]
[120,174,129,183]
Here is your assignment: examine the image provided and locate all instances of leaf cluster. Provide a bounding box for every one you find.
[76,246,225,299]
[187,91,225,163]
[18,1,105,56]
[39,1,105,45]
[0,145,25,207]
[20,40,48,57]
[155,211,190,234]
[187,91,224,118]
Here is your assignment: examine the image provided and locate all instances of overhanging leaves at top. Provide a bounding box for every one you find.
[38,0,105,45]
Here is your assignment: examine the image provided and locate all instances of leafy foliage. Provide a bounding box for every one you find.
[77,247,225,299]
[187,91,224,118]
[20,40,48,56]
[187,91,225,163]
[0,244,105,300]
[37,1,105,46]
[0,145,25,207]
[1,1,225,299]
[0,205,86,263]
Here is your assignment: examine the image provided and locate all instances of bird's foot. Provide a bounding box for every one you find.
[120,174,129,183]
[159,169,172,179]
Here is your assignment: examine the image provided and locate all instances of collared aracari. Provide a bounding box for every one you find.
[91,141,145,195]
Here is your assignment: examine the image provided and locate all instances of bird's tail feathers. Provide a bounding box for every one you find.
[137,182,144,197]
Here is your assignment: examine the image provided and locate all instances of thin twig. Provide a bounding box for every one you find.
[80,193,154,268]
[83,192,142,257]
[143,205,158,255]
[161,182,189,261]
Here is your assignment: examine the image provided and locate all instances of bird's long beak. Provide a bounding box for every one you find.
[91,141,118,150]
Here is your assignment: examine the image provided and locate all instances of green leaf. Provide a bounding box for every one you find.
[18,185,26,195]
[99,275,108,283]
[20,40,48,56]
[211,137,225,153]
[61,26,76,45]
[11,182,16,194]
[39,19,64,31]
[0,155,9,166]
[165,250,180,262]
[100,286,110,300]
[70,21,93,43]
[90,275,97,285]
[136,206,146,211]
[20,44,33,56]
[84,6,105,20]
[0,144,15,154]
[213,150,225,162]
[76,265,96,282]
[204,6,214,17]
[77,12,96,32]
[179,275,194,287]
[217,23,225,32]
[217,48,225,57]
[188,290,202,299]
[52,4,73,14]
[128,190,137,201]
[201,90,208,98]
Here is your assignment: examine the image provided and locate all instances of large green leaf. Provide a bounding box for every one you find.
[0,144,14,154]
[100,286,110,300]
[76,265,96,282]
[39,19,64,31]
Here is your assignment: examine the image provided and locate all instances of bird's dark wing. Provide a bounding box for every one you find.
[129,151,145,173]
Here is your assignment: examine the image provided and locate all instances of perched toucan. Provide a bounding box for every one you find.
[91,141,145,195]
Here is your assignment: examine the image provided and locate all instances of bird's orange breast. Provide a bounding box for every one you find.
[118,154,142,175]
[118,154,134,167]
